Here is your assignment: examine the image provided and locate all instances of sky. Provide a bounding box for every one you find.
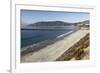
[21,10,90,25]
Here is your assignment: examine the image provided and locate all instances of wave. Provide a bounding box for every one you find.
[56,30,74,38]
[21,30,75,55]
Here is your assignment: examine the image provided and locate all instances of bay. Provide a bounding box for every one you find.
[21,29,72,48]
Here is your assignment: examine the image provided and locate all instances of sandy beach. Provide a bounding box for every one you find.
[21,29,89,62]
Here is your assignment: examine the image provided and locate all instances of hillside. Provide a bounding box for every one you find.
[28,21,73,26]
[75,20,89,24]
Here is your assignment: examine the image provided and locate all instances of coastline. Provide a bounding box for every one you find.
[21,30,75,56]
[21,29,89,62]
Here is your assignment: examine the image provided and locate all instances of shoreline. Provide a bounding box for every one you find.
[21,30,75,56]
[21,29,89,62]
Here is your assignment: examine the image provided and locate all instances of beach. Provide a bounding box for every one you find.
[21,29,89,62]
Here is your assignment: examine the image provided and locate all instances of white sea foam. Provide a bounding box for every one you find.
[56,30,74,38]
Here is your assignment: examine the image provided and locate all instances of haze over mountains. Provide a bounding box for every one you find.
[21,20,89,29]
[28,20,89,26]
[75,20,89,24]
[29,21,73,26]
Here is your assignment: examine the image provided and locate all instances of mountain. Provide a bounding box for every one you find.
[21,20,89,30]
[28,21,73,27]
[75,20,89,24]
[28,20,89,27]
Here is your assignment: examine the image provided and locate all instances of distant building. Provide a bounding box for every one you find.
[77,24,89,29]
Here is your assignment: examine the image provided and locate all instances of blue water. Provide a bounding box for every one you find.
[21,29,72,48]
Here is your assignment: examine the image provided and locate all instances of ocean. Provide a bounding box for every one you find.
[21,29,73,48]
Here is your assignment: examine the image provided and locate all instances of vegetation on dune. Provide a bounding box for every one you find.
[56,33,90,61]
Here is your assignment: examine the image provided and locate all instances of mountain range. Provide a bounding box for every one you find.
[28,20,89,27]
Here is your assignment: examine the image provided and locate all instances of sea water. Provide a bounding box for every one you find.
[21,29,72,48]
